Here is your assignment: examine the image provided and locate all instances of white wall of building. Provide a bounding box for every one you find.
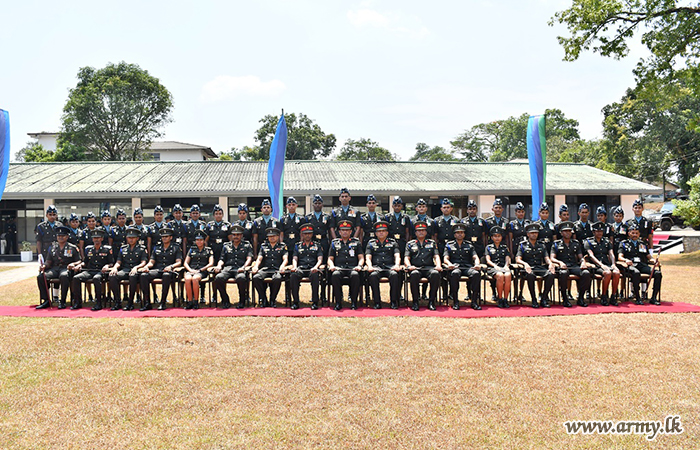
[151,149,206,161]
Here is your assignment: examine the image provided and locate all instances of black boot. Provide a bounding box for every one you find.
[411,299,419,311]
[123,299,134,311]
[471,300,481,310]
[452,299,460,310]
[428,299,436,311]
[373,300,381,310]
[157,299,166,310]
[110,300,121,311]
[577,297,588,307]
[390,299,398,310]
[609,293,619,306]
[36,299,51,310]
[334,299,342,311]
[57,299,66,310]
[649,291,661,305]
[291,301,299,310]
[236,298,245,309]
[503,298,510,308]
[540,296,550,308]
[562,293,572,307]
[350,299,357,310]
[91,300,102,311]
[70,300,82,310]
[600,294,609,306]
[311,301,318,310]
[139,301,152,311]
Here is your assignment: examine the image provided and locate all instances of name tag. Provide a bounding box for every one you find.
[471,237,477,242]
[315,234,322,240]
[176,238,182,244]
[216,238,223,244]
[633,257,641,263]
[349,250,355,257]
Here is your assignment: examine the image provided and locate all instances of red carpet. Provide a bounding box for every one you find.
[1,302,699,319]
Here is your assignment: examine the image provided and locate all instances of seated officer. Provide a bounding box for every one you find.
[37,225,81,310]
[139,227,183,311]
[550,221,591,307]
[516,222,556,308]
[405,221,442,311]
[485,226,512,309]
[443,222,481,310]
[72,227,114,311]
[365,220,401,310]
[252,227,288,308]
[289,224,323,310]
[183,230,214,310]
[213,225,254,309]
[585,222,621,306]
[328,219,364,310]
[618,223,662,305]
[108,226,148,311]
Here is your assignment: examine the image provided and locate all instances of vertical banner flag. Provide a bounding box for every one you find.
[0,110,10,202]
[526,114,546,220]
[267,112,288,219]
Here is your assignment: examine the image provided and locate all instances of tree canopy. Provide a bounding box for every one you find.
[336,138,395,161]
[245,112,336,161]
[60,61,173,161]
[409,143,459,161]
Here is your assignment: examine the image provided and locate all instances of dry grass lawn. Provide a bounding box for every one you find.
[0,266,21,273]
[0,256,698,449]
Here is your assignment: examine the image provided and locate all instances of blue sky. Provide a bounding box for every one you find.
[1,0,647,160]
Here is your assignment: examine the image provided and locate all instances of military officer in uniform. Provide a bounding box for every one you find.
[410,198,435,240]
[183,230,214,310]
[233,203,254,244]
[281,196,303,304]
[584,222,621,306]
[213,225,254,309]
[79,212,99,258]
[554,204,570,237]
[405,221,442,311]
[536,203,556,254]
[365,220,401,309]
[100,210,113,236]
[595,206,614,245]
[433,198,459,301]
[206,204,231,304]
[147,205,167,253]
[328,219,364,310]
[305,194,332,259]
[252,199,281,254]
[550,221,591,307]
[108,226,148,311]
[132,208,149,252]
[36,226,81,310]
[252,227,288,308]
[167,204,189,253]
[443,222,481,310]
[486,199,508,244]
[618,223,662,305]
[330,187,360,239]
[508,202,530,255]
[289,224,323,310]
[110,209,128,250]
[628,199,654,247]
[359,194,381,303]
[485,226,513,308]
[461,200,487,257]
[139,227,183,310]
[72,227,114,311]
[384,196,411,258]
[516,222,556,308]
[573,203,594,243]
[67,213,82,246]
[35,204,60,260]
[186,204,207,247]
[611,206,628,254]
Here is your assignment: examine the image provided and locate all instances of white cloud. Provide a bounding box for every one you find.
[199,75,286,103]
[347,9,389,27]
[347,8,429,38]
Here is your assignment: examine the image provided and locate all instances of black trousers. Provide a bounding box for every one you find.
[214,268,248,304]
[253,270,282,302]
[37,267,72,302]
[409,267,440,302]
[449,267,480,302]
[558,266,591,300]
[109,270,140,302]
[331,269,361,304]
[140,269,177,303]
[524,268,554,300]
[626,264,662,298]
[290,269,321,305]
[73,270,106,303]
[368,268,400,305]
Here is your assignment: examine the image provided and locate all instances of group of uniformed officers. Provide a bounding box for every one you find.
[35,189,663,311]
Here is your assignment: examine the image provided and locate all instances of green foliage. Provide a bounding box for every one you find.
[673,174,700,227]
[409,143,459,161]
[336,138,396,161]
[217,146,258,161]
[450,109,581,162]
[60,61,173,161]
[15,142,55,162]
[250,113,336,161]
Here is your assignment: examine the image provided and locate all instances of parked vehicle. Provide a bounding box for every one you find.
[647,202,694,231]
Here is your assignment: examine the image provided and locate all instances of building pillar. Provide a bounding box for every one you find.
[620,195,638,221]
[554,195,566,223]
[478,195,495,219]
[306,195,312,215]
[44,199,54,210]
[218,196,229,221]
[132,197,141,213]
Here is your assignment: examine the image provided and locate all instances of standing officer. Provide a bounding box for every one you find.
[79,212,99,258]
[132,208,149,252]
[550,221,591,307]
[252,199,281,255]
[461,200,487,257]
[206,204,231,305]
[584,222,621,306]
[433,198,458,254]
[100,210,113,237]
[305,194,332,258]
[627,199,654,247]
[611,206,628,254]
[486,199,508,243]
[365,220,401,309]
[359,194,381,303]
[67,213,82,246]
[108,226,148,311]
[330,187,360,240]
[36,226,81,310]
[139,227,183,310]
[618,223,662,305]
[404,221,442,311]
[595,206,614,246]
[281,196,303,305]
[167,204,188,254]
[212,225,254,309]
[252,227,288,308]
[110,209,128,250]
[182,230,214,310]
[554,204,570,237]
[536,203,556,254]
[186,204,207,247]
[516,222,556,308]
[573,203,594,243]
[72,227,114,311]
[35,204,59,260]
[411,199,435,239]
[443,222,481,310]
[147,205,167,253]
[328,219,364,310]
[289,223,323,310]
[233,203,254,244]
[384,196,411,257]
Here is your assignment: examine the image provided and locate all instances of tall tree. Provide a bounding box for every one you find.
[336,138,396,161]
[409,143,459,161]
[250,112,336,161]
[60,61,173,161]
[15,142,55,162]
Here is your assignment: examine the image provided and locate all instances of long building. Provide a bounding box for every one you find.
[0,160,659,252]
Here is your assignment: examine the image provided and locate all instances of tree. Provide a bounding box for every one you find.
[216,146,258,161]
[60,61,173,161]
[336,138,396,161]
[15,141,55,162]
[450,109,581,161]
[249,112,336,161]
[550,1,700,105]
[409,143,459,161]
[673,174,700,228]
